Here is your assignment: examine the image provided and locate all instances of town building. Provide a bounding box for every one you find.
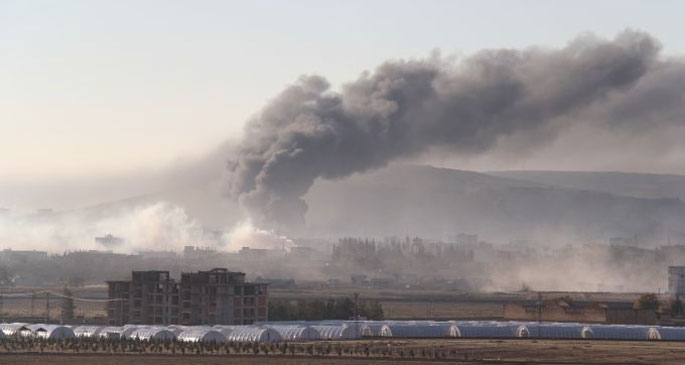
[106,268,268,326]
[503,298,658,325]
[669,266,685,295]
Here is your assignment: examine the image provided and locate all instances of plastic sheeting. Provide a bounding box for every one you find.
[8,320,685,342]
[0,323,30,336]
[212,325,248,337]
[530,323,594,339]
[589,325,656,340]
[455,321,529,338]
[263,325,320,341]
[127,327,177,341]
[178,329,227,343]
[26,325,76,340]
[311,325,358,340]
[226,327,281,342]
[73,326,106,338]
[378,323,460,338]
[98,326,125,339]
[359,322,386,337]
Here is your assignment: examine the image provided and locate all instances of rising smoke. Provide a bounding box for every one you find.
[226,30,673,230]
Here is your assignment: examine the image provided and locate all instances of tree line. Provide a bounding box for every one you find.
[268,297,384,321]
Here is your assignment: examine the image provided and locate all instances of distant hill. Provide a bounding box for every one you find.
[36,165,685,246]
[304,165,685,244]
[487,170,685,200]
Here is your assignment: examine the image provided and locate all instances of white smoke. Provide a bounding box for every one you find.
[223,220,294,252]
[0,202,209,253]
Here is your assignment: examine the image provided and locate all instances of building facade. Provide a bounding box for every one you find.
[669,266,685,295]
[106,268,267,326]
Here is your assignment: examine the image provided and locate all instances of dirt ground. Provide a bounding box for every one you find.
[1,339,684,364]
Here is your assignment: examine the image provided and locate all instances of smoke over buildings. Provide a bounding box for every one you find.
[226,30,684,230]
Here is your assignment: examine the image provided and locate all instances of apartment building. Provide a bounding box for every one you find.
[106,268,267,326]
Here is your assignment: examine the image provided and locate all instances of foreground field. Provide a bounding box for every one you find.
[1,339,685,364]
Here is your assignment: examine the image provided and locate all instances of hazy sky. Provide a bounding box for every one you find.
[1,0,684,183]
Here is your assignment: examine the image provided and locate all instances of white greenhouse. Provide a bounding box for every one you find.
[166,325,188,336]
[310,325,358,340]
[121,325,143,339]
[97,326,125,339]
[212,325,249,337]
[0,323,30,337]
[589,325,657,340]
[178,329,227,343]
[378,323,460,338]
[128,327,177,341]
[263,325,320,341]
[73,326,106,338]
[226,327,281,342]
[533,323,594,339]
[654,326,685,340]
[359,322,386,337]
[455,321,530,338]
[26,325,76,340]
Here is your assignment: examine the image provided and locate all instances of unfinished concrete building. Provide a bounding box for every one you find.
[106,268,267,326]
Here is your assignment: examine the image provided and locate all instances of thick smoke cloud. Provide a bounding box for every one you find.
[227,31,667,229]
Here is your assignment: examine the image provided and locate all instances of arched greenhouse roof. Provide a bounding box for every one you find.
[655,326,685,341]
[359,322,386,337]
[378,323,458,338]
[589,325,654,340]
[178,328,227,343]
[0,323,30,336]
[226,327,281,342]
[128,327,176,341]
[97,326,125,339]
[262,325,320,341]
[310,325,358,340]
[26,324,76,340]
[73,326,106,338]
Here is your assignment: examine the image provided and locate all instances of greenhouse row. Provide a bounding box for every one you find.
[1,321,685,342]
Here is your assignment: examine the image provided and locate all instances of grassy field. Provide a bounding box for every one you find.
[379,301,503,319]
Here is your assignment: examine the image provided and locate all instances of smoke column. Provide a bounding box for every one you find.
[226,31,665,229]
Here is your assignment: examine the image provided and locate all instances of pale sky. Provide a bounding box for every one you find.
[1,0,683,182]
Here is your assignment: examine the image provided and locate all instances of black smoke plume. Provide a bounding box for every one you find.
[226,31,668,229]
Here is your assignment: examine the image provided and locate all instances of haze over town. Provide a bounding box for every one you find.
[2,0,685,294]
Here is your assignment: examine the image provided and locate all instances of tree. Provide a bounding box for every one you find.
[0,266,15,287]
[672,296,683,316]
[360,300,384,320]
[61,287,75,323]
[633,293,659,310]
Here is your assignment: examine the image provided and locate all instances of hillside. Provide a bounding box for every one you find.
[488,170,685,200]
[16,165,685,247]
[304,165,685,243]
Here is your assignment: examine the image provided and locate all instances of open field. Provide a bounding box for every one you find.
[0,285,647,323]
[1,339,685,364]
[379,301,503,319]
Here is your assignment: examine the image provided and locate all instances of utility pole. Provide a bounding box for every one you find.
[46,291,50,323]
[537,292,543,338]
[353,292,359,320]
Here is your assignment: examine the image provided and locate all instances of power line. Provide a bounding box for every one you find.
[0,290,123,303]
